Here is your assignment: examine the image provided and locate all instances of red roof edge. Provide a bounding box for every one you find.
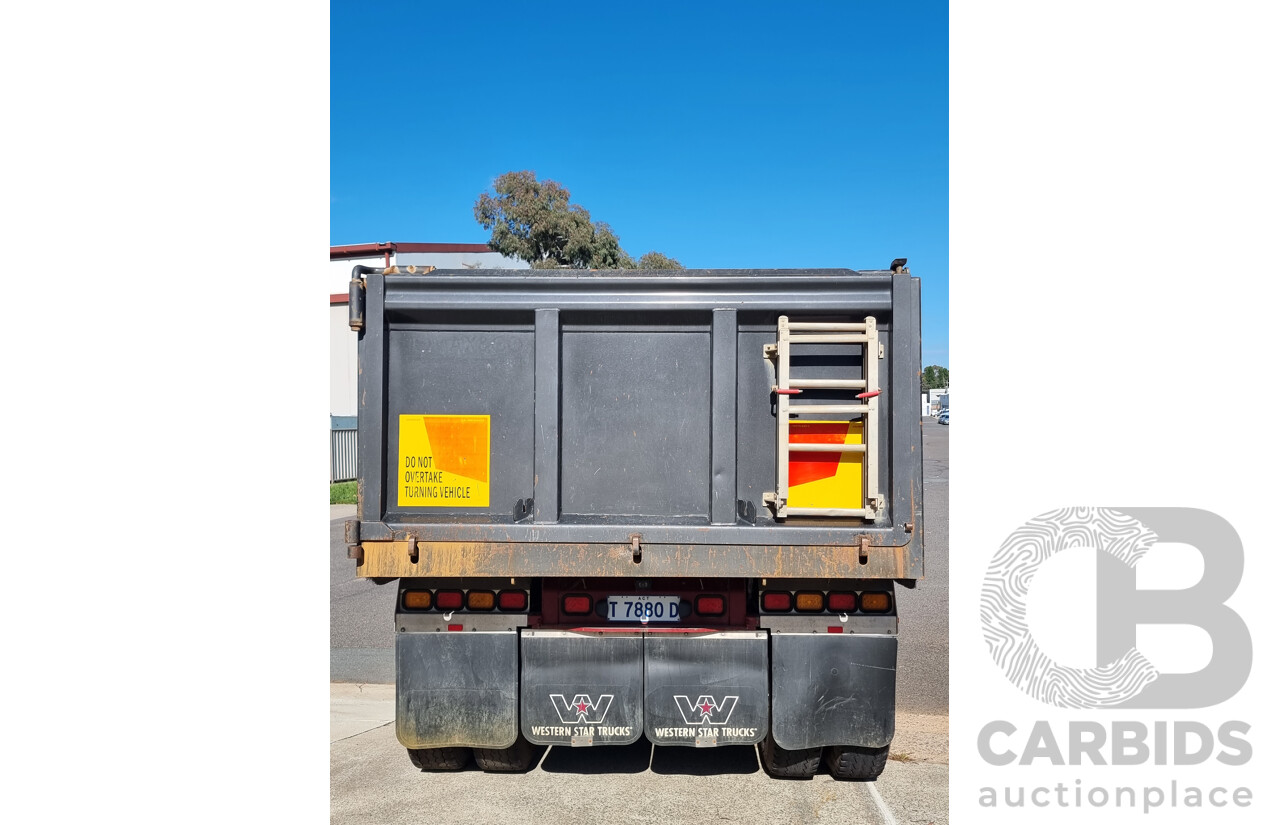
[395,242,492,254]
[330,242,493,260]
[331,293,349,305]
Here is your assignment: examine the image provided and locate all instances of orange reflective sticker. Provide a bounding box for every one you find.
[787,420,863,509]
[397,414,491,507]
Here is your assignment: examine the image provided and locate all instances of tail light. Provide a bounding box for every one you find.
[860,591,891,613]
[563,594,593,615]
[695,595,725,616]
[794,592,824,612]
[402,590,432,610]
[467,590,495,611]
[827,592,857,612]
[435,590,464,611]
[761,591,793,612]
[498,590,528,611]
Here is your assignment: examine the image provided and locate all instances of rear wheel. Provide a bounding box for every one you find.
[407,747,471,771]
[473,734,537,772]
[824,744,890,781]
[759,732,821,778]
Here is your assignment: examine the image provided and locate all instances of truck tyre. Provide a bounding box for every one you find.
[407,747,471,771]
[473,734,536,772]
[759,732,821,779]
[824,744,890,781]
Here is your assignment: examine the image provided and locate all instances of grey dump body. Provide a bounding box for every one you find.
[350,266,923,766]
[353,268,922,572]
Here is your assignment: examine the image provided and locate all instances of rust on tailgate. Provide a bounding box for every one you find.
[357,540,910,579]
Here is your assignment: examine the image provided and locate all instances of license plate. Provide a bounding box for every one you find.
[606,595,681,623]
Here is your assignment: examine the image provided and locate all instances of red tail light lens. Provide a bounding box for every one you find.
[695,595,725,616]
[761,591,792,612]
[434,590,463,611]
[498,590,528,611]
[562,594,592,615]
[827,592,857,612]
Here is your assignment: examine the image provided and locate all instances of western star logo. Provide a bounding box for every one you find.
[674,695,739,725]
[550,693,614,724]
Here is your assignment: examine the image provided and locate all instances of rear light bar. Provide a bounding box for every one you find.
[400,588,529,613]
[759,589,893,614]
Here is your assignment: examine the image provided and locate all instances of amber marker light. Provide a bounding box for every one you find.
[403,591,432,610]
[795,592,825,612]
[467,591,496,611]
[860,591,891,613]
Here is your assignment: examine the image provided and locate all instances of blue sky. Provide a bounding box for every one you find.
[332,1,948,366]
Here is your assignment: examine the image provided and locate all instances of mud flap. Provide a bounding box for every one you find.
[770,633,896,750]
[520,630,643,746]
[644,632,768,747]
[396,631,518,749]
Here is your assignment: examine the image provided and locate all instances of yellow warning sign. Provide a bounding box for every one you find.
[397,414,490,507]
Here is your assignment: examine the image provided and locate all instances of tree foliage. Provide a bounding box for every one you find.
[637,251,683,270]
[474,171,683,270]
[921,365,949,392]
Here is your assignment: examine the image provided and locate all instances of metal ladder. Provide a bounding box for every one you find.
[762,315,883,520]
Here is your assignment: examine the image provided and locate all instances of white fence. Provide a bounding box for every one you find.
[330,428,357,482]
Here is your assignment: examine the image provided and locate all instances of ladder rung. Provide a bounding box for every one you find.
[786,334,869,344]
[782,507,870,518]
[787,443,866,453]
[787,379,867,389]
[787,323,868,332]
[789,404,870,415]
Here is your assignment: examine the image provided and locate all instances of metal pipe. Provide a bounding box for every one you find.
[786,322,868,331]
[786,334,869,344]
[789,404,870,414]
[787,443,866,453]
[788,379,867,389]
[348,264,374,332]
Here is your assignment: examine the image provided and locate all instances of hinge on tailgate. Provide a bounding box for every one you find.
[345,519,362,564]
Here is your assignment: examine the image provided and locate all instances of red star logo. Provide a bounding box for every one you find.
[576,701,589,714]
[699,701,714,715]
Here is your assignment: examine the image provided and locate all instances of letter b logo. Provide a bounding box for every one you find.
[981,507,1251,708]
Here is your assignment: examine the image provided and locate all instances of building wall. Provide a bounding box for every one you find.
[330,303,358,418]
[396,250,529,270]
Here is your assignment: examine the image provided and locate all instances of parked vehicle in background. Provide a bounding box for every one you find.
[938,409,949,425]
[344,261,924,781]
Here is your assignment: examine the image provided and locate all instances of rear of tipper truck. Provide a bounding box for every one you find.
[344,262,924,780]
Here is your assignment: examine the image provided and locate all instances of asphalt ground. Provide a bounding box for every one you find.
[331,417,950,823]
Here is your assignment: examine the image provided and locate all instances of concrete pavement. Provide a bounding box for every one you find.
[331,683,948,824]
